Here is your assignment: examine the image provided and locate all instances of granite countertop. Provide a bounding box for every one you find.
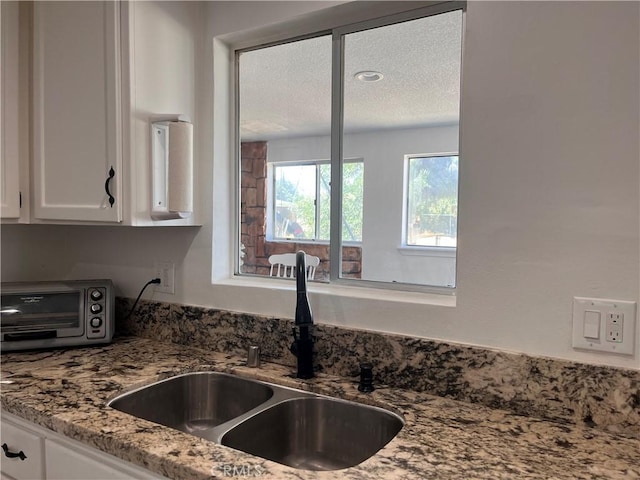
[1,337,639,480]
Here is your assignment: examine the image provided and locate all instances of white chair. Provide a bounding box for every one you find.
[268,253,320,280]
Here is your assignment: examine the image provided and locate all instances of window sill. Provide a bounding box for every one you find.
[266,239,361,247]
[214,275,456,307]
[267,238,330,245]
[397,246,456,258]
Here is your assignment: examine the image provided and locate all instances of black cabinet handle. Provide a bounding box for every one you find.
[104,167,115,208]
[2,443,27,461]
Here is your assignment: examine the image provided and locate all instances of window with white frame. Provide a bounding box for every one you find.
[269,160,363,243]
[405,155,459,248]
[237,3,464,289]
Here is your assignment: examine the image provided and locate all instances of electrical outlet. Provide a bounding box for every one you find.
[606,312,623,343]
[572,297,636,355]
[155,261,175,294]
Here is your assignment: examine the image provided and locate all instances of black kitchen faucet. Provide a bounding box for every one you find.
[290,251,314,379]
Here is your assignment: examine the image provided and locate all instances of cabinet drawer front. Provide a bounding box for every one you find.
[45,440,128,480]
[45,439,165,480]
[0,421,44,480]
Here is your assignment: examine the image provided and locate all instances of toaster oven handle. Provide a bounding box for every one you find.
[4,331,57,341]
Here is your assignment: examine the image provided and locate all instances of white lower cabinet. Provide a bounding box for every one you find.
[0,418,44,480]
[44,438,163,480]
[1,412,166,480]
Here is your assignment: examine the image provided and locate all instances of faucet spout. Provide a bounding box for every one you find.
[295,251,313,326]
[291,251,314,379]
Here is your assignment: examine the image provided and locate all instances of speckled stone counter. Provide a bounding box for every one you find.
[1,337,639,480]
[117,298,640,438]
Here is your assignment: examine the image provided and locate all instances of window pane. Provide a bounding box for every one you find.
[237,35,332,280]
[342,10,462,287]
[341,162,364,242]
[407,156,458,247]
[318,164,331,241]
[273,164,316,240]
[319,162,363,242]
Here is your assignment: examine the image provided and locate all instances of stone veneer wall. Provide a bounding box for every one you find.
[116,297,640,439]
[239,141,268,275]
[240,141,361,281]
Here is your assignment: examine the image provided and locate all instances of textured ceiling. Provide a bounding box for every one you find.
[239,9,462,141]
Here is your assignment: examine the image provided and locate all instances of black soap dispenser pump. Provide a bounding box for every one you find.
[358,362,375,393]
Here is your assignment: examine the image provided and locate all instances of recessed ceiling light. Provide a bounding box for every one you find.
[354,71,384,82]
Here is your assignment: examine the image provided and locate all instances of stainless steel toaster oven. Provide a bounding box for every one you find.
[0,279,115,351]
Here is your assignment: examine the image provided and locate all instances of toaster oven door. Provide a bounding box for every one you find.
[0,291,85,341]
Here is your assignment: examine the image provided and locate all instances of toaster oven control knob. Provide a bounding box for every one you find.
[90,304,102,314]
[90,289,103,301]
[90,317,102,328]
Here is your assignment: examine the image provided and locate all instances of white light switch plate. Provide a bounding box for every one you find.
[572,297,637,355]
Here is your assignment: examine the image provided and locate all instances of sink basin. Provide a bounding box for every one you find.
[221,397,403,471]
[108,372,273,440]
[108,371,403,470]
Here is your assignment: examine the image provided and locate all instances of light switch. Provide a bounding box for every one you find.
[583,310,600,339]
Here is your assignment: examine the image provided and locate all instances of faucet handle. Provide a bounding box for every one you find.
[247,345,261,368]
[358,362,375,393]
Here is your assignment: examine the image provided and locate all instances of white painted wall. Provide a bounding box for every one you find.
[267,125,459,286]
[1,1,639,370]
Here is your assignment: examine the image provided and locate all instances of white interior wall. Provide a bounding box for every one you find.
[267,125,459,286]
[1,1,638,370]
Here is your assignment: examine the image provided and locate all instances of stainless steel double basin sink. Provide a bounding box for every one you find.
[107,372,403,471]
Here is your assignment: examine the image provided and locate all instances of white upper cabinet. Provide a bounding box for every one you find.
[23,1,201,226]
[1,1,23,220]
[32,1,122,222]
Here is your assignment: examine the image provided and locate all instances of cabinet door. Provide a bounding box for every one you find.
[0,418,45,480]
[45,439,167,480]
[2,412,165,480]
[32,1,122,222]
[1,1,22,219]
[45,440,130,480]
